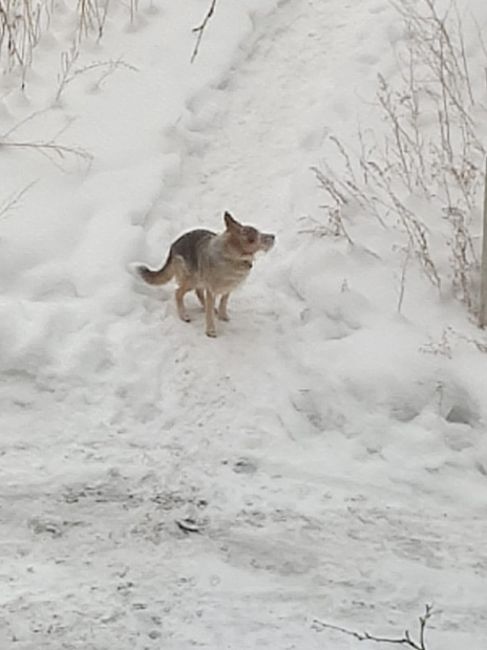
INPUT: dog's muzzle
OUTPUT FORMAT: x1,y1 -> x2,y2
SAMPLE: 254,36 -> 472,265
261,233 -> 276,252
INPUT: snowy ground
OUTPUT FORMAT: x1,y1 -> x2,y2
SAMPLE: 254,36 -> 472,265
1,0 -> 487,648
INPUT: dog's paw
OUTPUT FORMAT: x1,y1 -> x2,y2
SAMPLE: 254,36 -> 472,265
206,328 -> 217,338
217,312 -> 230,322
179,314 -> 191,323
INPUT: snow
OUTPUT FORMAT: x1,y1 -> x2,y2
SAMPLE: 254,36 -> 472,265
1,0 -> 487,648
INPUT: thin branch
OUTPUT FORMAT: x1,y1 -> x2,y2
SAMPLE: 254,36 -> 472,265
313,620 -> 421,648
397,243 -> 412,314
313,605 -> 434,650
1,107 -> 52,139
480,157 -> 487,328
191,0 -> 217,63
0,138 -> 93,171
0,179 -> 38,219
57,55 -> 138,102
1,139 -> 90,158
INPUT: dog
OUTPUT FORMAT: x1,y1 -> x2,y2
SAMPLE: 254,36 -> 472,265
137,211 -> 275,337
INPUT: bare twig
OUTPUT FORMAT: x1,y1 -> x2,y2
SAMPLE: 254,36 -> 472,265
1,107 -> 52,139
76,0 -> 114,43
191,0 -> 217,63
0,179 -> 37,219
480,157 -> 487,327
96,0 -> 110,41
0,137 -> 92,170
56,41 -> 80,103
313,604 -> 434,650
56,54 -> 138,102
129,0 -> 139,25
397,243 -> 412,314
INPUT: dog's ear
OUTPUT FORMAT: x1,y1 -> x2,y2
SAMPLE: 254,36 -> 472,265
224,211 -> 241,231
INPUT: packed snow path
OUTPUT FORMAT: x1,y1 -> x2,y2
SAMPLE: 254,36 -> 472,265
1,1 -> 486,648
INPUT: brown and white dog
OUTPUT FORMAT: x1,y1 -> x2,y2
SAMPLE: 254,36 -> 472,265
137,211 -> 275,337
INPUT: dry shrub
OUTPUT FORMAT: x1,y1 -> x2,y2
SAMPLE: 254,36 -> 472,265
312,0 -> 486,314
0,0 -> 141,84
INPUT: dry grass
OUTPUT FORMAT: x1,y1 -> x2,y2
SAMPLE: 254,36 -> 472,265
311,0 -> 486,315
0,0 -> 142,84
0,0 -> 144,170
0,0 -> 48,85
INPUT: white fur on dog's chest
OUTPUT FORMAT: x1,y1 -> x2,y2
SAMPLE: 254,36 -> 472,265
210,260 -> 252,294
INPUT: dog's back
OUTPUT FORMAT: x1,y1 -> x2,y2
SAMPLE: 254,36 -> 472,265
137,229 -> 215,285
171,229 -> 216,273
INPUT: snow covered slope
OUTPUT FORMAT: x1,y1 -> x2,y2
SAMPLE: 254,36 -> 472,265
1,1 -> 487,648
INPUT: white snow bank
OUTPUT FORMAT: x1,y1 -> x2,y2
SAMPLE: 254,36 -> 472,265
273,0 -> 487,507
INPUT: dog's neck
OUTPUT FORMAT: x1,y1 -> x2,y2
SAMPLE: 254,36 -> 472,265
219,232 -> 254,268
228,253 -> 253,270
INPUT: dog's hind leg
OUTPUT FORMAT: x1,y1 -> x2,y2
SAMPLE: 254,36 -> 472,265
217,293 -> 230,321
195,289 -> 205,308
204,290 -> 217,337
175,281 -> 192,322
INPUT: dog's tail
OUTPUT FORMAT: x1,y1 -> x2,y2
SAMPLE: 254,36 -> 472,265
137,253 -> 174,285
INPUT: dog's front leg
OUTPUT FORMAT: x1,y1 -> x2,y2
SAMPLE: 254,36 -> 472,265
205,290 -> 217,337
217,293 -> 230,321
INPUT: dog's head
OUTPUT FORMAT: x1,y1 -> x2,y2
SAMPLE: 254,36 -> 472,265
223,211 -> 275,256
